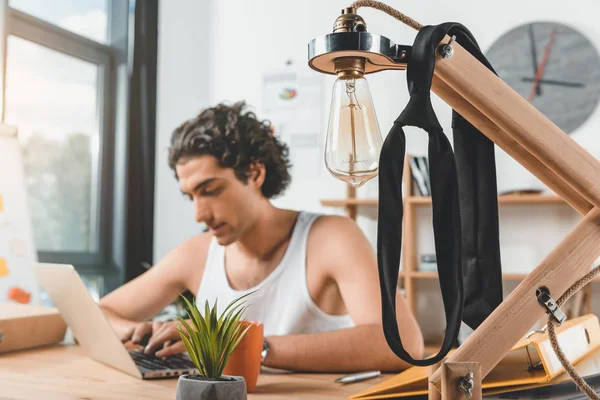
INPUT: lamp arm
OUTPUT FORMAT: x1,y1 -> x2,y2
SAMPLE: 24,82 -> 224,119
428,34 -> 600,388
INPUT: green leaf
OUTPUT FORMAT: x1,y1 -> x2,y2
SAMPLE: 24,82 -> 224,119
216,303 -> 246,356
205,300 -> 211,331
177,318 -> 205,374
179,295 -> 205,333
230,323 -> 253,352
216,318 -> 240,371
217,291 -> 255,326
210,299 -> 219,342
177,325 -> 201,372
219,308 -> 245,352
218,322 -> 253,374
222,322 -> 245,362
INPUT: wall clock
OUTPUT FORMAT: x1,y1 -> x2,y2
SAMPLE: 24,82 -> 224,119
485,22 -> 600,134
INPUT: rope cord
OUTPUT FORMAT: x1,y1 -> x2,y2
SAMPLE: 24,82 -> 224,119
547,265 -> 600,398
349,0 -> 423,30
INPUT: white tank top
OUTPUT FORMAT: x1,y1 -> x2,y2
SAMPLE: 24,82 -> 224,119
196,212 -> 355,336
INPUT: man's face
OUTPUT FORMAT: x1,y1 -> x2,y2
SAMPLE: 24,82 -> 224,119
177,155 -> 262,246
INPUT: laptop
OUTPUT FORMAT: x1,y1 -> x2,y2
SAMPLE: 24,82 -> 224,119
32,262 -> 198,379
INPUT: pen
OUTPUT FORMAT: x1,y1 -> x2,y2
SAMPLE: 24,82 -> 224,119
335,370 -> 381,384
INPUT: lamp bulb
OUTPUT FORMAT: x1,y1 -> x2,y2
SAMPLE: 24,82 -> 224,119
325,76 -> 383,187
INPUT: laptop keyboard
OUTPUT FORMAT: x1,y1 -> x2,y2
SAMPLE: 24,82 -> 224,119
129,349 -> 197,371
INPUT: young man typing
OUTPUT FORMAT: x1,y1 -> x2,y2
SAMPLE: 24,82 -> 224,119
99,102 -> 423,372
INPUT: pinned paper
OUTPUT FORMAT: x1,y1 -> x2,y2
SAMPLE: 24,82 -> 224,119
9,287 -> 31,304
0,258 -> 8,277
0,129 -> 40,305
10,239 -> 27,258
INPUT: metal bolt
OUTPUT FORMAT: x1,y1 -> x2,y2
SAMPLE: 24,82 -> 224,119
438,43 -> 454,59
458,371 -> 474,398
438,35 -> 456,59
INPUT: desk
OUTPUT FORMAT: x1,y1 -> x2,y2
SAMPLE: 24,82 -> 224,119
0,344 -> 390,399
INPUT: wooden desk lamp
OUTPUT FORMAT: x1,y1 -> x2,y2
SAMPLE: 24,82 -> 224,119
308,1 -> 600,399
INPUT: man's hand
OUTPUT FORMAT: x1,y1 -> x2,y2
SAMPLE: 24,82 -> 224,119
143,320 -> 188,358
119,321 -> 166,344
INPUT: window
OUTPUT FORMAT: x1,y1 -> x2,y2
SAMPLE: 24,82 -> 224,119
5,37 -> 100,253
3,1 -> 121,269
9,0 -> 108,43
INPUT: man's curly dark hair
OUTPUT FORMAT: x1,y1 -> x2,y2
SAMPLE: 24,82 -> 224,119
168,102 -> 292,199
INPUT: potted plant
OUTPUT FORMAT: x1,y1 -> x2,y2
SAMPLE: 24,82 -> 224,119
175,293 -> 253,400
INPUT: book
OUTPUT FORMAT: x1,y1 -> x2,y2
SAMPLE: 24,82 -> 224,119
409,156 -> 430,196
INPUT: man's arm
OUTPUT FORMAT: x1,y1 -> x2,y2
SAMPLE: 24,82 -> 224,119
99,233 -> 210,341
264,324 -> 415,372
263,216 -> 424,372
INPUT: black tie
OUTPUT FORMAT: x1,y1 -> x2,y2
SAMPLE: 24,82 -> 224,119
377,23 -> 503,366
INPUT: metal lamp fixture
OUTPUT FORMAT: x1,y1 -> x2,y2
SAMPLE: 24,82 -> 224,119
308,5 -> 413,187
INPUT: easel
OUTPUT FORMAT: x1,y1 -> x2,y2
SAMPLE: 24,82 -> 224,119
308,5 -> 600,399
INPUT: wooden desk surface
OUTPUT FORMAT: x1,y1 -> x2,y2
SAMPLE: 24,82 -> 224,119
0,344 -> 390,399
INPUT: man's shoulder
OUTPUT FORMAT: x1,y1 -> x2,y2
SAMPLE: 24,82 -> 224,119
177,231 -> 213,254
163,231 -> 213,268
307,214 -> 367,264
305,213 -> 376,284
309,214 -> 362,239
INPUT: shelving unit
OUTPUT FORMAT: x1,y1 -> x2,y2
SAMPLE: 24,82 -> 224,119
320,157 -> 591,320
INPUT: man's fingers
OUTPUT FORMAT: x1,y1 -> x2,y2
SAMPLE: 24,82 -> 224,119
131,323 -> 152,344
118,326 -> 135,342
152,322 -> 172,340
144,326 -> 181,354
155,341 -> 186,358
152,321 -> 164,334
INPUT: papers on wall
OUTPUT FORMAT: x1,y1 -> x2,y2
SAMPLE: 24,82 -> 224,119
261,62 -> 324,181
0,125 -> 40,305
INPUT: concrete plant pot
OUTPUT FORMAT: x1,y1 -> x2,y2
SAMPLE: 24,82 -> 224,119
176,374 -> 247,400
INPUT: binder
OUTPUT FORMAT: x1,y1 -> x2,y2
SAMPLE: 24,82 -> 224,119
350,314 -> 600,399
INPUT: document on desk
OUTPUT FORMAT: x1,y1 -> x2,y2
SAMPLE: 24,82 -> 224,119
349,314 -> 600,399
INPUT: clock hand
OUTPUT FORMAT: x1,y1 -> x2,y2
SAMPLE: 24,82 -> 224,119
528,24 -> 541,96
528,27 -> 557,102
521,77 -> 585,88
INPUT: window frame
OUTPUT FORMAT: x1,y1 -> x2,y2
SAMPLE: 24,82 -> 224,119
3,4 -> 118,269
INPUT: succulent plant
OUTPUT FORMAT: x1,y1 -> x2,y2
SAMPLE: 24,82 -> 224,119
177,293 -> 253,379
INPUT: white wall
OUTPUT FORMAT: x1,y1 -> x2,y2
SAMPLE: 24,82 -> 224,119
154,0 -> 213,261
156,0 -> 600,341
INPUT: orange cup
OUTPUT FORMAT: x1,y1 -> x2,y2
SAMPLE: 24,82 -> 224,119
223,320 -> 263,392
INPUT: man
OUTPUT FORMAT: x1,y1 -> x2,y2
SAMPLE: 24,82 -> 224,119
99,102 -> 423,372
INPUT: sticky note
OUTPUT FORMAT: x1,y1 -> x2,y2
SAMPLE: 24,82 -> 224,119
9,287 -> 31,304
0,258 -> 8,277
0,194 -> 3,212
